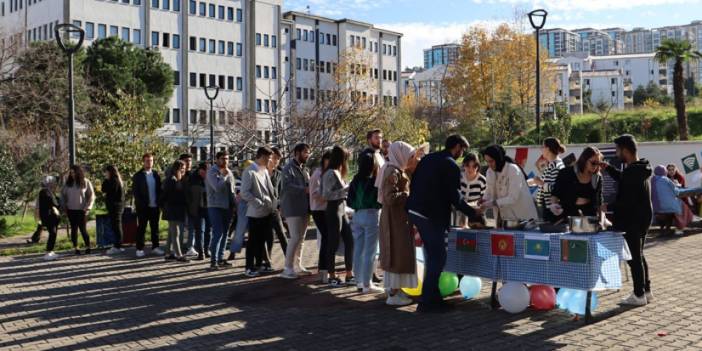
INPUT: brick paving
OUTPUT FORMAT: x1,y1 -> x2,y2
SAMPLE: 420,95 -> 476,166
1,231 -> 701,350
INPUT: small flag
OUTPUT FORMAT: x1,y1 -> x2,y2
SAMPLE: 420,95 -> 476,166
682,154 -> 700,174
491,233 -> 515,257
561,239 -> 588,263
456,232 -> 477,253
524,234 -> 550,260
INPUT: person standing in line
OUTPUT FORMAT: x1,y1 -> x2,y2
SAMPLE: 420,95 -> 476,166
207,151 -> 236,271
322,146 -> 355,287
228,160 -> 254,261
362,129 -> 385,169
103,165 -> 125,255
240,147 -> 277,277
61,165 -> 95,255
533,138 -> 565,222
178,153 -> 199,257
132,153 -> 164,258
407,135 -> 479,313
310,150 -> 332,283
348,152 -> 382,293
602,134 -> 653,306
186,162 -> 211,260
162,160 -> 190,263
459,153 -> 487,227
37,176 -> 61,261
263,147 -> 288,271
280,143 -> 312,279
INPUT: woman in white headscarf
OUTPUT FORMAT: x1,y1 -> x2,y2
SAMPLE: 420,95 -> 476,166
378,141 -> 421,306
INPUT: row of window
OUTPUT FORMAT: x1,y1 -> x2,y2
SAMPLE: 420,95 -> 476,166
188,0 -> 242,22
151,0 -> 179,11
295,58 -> 337,74
254,33 -> 277,48
255,99 -> 278,114
349,35 -> 398,56
73,20 -> 143,45
294,28 -> 338,47
255,65 -> 278,79
26,20 -> 58,43
189,36 -> 241,56
151,31 -> 181,48
188,72 -> 243,91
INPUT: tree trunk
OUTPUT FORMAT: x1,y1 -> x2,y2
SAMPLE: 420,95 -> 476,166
674,59 -> 688,140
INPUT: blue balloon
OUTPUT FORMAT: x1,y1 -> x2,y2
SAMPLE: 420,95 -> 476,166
459,276 -> 482,299
566,290 -> 599,315
556,288 -> 573,310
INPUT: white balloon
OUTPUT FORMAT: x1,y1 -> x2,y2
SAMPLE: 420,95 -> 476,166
497,282 -> 531,314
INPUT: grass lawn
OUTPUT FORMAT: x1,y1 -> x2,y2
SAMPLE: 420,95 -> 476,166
0,214 -> 41,239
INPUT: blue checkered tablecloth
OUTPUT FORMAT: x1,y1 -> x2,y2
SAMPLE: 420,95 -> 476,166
446,229 -> 630,291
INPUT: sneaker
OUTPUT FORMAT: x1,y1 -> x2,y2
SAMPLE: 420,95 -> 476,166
186,248 -> 198,256
245,269 -> 260,278
345,276 -> 356,286
363,284 -> 385,294
357,282 -> 364,292
619,292 -> 647,306
218,260 -> 233,267
208,263 -> 220,271
280,269 -> 298,279
261,265 -> 275,273
164,254 -> 176,261
205,251 -> 211,258
152,247 -> 165,256
297,267 -> 313,276
195,254 -> 205,261
329,277 -> 345,288
106,247 -> 122,255
136,250 -> 145,258
44,252 -> 58,261
645,291 -> 654,302
386,293 -> 413,306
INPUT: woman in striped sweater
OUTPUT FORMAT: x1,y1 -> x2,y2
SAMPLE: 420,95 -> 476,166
533,137 -> 566,223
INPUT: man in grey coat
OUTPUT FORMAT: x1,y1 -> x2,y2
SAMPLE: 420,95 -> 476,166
279,143 -> 312,279
206,151 -> 236,271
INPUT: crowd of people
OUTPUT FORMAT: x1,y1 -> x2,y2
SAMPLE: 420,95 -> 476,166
33,130 -> 684,311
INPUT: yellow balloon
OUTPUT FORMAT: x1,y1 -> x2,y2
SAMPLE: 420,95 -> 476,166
402,281 -> 423,297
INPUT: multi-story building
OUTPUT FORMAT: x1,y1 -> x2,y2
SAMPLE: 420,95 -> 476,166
574,28 -> 621,56
400,64 -> 448,106
423,43 -> 460,69
1,0 -> 402,161
539,28 -> 579,58
623,27 -> 654,54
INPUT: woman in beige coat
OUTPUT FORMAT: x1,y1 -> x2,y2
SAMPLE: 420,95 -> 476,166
378,141 -> 420,306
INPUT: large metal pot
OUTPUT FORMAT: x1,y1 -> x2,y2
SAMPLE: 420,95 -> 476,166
568,215 -> 601,233
501,219 -> 524,230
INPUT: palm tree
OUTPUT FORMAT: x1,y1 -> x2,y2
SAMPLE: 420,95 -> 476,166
655,39 -> 702,140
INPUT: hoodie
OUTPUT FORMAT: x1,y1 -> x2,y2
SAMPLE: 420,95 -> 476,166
605,159 -> 653,233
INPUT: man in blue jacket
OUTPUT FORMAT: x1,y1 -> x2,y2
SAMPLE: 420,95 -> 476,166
407,135 -> 479,313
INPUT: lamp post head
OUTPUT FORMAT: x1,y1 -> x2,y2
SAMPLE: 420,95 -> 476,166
204,85 -> 220,101
528,9 -> 548,30
55,23 -> 85,54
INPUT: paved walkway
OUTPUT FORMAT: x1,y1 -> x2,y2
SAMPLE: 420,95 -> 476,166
1,231 -> 701,350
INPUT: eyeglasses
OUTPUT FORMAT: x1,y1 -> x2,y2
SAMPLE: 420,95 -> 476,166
588,160 -> 601,166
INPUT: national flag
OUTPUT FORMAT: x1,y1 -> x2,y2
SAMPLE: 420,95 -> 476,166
682,154 -> 700,174
524,234 -> 550,260
561,239 -> 588,263
515,148 -> 529,168
491,233 -> 515,257
456,232 -> 477,253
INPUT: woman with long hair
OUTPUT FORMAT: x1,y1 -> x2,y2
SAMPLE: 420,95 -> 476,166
61,165 -> 95,255
321,146 -> 354,287
37,176 -> 61,261
162,159 -> 190,263
103,165 -> 125,255
551,147 -> 604,220
310,150 -> 332,283
533,138 -> 566,222
480,145 -> 538,223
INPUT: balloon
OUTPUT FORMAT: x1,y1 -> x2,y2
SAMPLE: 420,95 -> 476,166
530,285 -> 556,310
402,281 -> 423,297
438,272 -> 459,297
497,282 -> 531,314
459,276 -> 482,299
556,288 -> 574,310
566,290 -> 599,315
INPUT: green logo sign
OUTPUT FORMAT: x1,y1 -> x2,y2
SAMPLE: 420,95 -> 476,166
682,154 -> 700,174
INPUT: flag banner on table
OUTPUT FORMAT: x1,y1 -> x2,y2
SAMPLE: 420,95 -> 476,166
682,154 -> 700,174
524,234 -> 550,260
456,232 -> 478,253
491,233 -> 515,257
561,239 -> 588,263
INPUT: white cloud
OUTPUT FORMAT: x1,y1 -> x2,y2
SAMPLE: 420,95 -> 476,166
473,0 -> 701,12
284,0 -> 392,17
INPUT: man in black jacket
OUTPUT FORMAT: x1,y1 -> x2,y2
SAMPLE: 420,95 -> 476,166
132,153 -> 163,258
407,135 -> 479,313
603,134 -> 653,307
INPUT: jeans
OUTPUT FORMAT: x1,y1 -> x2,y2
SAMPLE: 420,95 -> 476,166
229,200 -> 248,253
67,210 -> 90,249
265,211 -> 288,264
166,220 -> 184,257
208,207 -> 233,264
312,210 -> 328,271
625,230 -> 651,297
409,213 -> 446,306
181,213 -> 195,250
351,209 -> 380,287
284,216 -> 310,271
191,208 -> 211,255
325,200 -> 353,275
107,205 -> 124,248
246,215 -> 272,270
136,206 -> 160,250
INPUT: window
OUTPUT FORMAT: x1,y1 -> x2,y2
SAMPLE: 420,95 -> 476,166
199,73 -> 206,87
227,7 -> 233,21
362,37 -> 366,49
172,108 -> 180,123
218,111 -> 225,125
133,29 -> 141,44
332,35 -> 337,46
189,0 -> 195,14
198,2 -> 205,16
611,78 -> 617,84
303,59 -> 308,71
236,77 -> 242,91
256,99 -> 262,112
236,43 -> 242,56
256,65 -> 261,78
199,110 -> 207,124
190,109 -> 197,124
121,27 -> 130,41
162,32 -> 170,47
310,31 -> 315,43
263,34 -> 269,47
164,109 -> 169,123
173,34 -> 180,48
236,8 -> 242,22
327,62 -> 331,73
271,67 -> 277,79
208,3 -> 215,17
296,58 -> 301,70
271,35 -> 277,48
218,75 -> 225,89
296,29 -> 301,40
173,0 -> 179,11
264,100 -> 269,113
303,30 -> 308,41
173,70 -> 180,85
162,0 -> 169,10
110,25 -> 118,37
208,74 -> 215,87
151,31 -> 159,46
218,40 -> 224,54
296,87 -> 301,100
326,33 -> 331,45
151,0 -> 158,9
255,33 -> 261,45
189,36 -> 196,50
218,5 -> 224,19
320,32 -> 325,44
303,88 -> 308,100
208,39 -> 215,53
263,66 -> 269,79
271,100 -> 277,113
98,24 -> 107,39
227,41 -> 233,56
227,76 -> 234,90
189,72 -> 196,87
350,35 -> 354,46
310,89 -> 315,101
383,44 -> 387,55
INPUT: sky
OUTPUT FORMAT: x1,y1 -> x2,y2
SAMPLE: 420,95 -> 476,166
283,0 -> 702,68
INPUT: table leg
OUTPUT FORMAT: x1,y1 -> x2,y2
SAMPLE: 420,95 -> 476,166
490,281 -> 499,310
585,291 -> 593,324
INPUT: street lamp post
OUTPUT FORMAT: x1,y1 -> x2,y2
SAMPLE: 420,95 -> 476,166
204,85 -> 220,163
528,9 -> 547,141
54,24 -> 85,167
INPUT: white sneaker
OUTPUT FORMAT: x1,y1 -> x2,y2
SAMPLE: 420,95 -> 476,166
279,269 -> 298,280
136,250 -> 145,258
44,252 -> 57,261
363,284 -> 385,294
619,292 -> 647,306
297,267 -> 312,276
152,247 -> 165,256
106,247 -> 122,255
186,248 -> 198,256
645,291 -> 654,302
386,293 -> 413,306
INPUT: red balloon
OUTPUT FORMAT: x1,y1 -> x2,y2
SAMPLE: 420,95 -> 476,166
530,285 -> 556,310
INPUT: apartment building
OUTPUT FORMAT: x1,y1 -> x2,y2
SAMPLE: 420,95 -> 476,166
574,28 -> 621,56
539,28 -> 579,58
423,43 -> 460,69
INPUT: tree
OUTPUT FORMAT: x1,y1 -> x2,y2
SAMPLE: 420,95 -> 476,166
655,38 -> 702,140
0,143 -> 18,215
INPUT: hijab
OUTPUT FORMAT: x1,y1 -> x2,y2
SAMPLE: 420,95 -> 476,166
482,144 -> 528,181
375,141 -> 416,204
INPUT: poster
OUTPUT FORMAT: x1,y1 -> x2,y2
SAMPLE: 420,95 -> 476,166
600,147 -> 620,208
